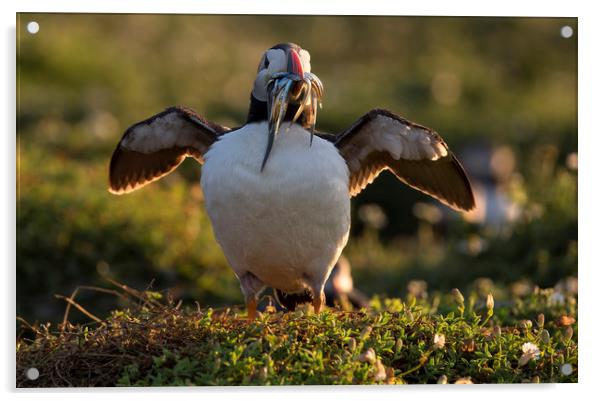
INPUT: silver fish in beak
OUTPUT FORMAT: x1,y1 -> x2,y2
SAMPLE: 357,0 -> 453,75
260,49 -> 324,172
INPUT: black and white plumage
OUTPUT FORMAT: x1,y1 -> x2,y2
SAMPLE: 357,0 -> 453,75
109,106 -> 230,194
109,43 -> 475,318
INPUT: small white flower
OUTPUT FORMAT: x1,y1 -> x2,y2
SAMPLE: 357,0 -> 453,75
521,342 -> 541,357
433,333 -> 446,349
518,342 -> 541,367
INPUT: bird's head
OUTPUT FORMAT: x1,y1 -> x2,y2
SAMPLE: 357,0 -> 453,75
251,43 -> 324,171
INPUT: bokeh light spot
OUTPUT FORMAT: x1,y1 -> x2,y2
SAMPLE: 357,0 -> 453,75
565,152 -> 578,170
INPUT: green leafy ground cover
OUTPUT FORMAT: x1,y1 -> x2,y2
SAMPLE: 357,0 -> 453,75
16,283 -> 577,386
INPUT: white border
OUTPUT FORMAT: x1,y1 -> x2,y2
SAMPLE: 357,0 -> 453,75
9,0 -> 581,17
3,1 -> 600,401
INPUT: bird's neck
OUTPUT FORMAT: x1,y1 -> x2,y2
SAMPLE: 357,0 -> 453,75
246,94 -> 312,129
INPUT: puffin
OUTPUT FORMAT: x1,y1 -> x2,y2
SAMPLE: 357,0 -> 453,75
108,42 -> 475,319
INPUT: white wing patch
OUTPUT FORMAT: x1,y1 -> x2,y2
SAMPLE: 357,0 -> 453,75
369,115 -> 448,161
336,109 -> 475,211
121,112 -> 208,154
347,115 -> 448,172
109,106 -> 227,195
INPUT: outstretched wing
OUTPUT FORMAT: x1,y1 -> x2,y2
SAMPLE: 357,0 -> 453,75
335,109 -> 475,212
109,106 -> 230,194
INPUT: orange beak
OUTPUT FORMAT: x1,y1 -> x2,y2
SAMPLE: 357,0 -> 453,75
287,50 -> 304,78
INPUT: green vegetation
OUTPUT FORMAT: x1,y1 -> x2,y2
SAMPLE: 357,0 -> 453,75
16,284 -> 577,386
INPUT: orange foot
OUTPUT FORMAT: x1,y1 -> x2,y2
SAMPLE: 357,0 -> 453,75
246,298 -> 257,321
313,292 -> 325,314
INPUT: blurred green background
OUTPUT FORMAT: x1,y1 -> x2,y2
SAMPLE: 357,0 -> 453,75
17,14 -> 577,325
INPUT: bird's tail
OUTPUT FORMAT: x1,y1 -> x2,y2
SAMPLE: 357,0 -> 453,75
273,289 -> 313,311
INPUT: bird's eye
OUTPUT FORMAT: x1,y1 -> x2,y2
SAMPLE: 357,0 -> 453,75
258,54 -> 270,73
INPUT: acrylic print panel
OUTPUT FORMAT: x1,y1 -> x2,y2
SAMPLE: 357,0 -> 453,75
16,13 -> 577,386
